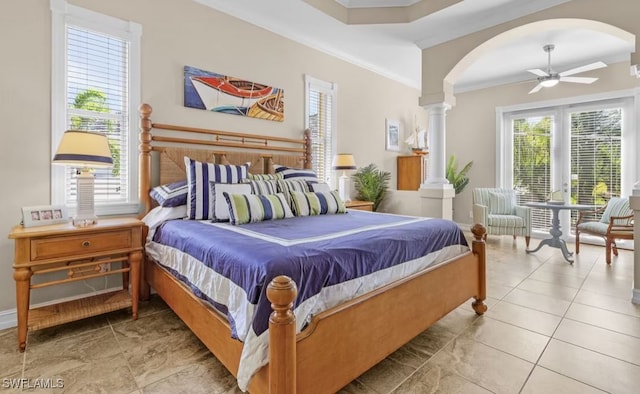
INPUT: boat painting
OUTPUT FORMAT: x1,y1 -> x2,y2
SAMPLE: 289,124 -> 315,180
184,65 -> 284,122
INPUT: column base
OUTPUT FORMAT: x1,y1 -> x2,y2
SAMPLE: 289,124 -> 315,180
633,288 -> 640,305
419,183 -> 455,220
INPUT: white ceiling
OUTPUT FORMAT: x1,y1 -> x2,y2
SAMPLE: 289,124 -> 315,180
195,0 -> 635,92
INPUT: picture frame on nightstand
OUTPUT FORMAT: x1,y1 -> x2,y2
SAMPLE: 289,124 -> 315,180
21,205 -> 69,227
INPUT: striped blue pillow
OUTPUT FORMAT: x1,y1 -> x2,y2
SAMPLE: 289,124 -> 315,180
149,179 -> 188,207
223,192 -> 293,225
245,179 -> 278,195
276,179 -> 310,207
290,190 -> 346,216
184,156 -> 250,220
273,165 -> 318,182
248,173 -> 283,180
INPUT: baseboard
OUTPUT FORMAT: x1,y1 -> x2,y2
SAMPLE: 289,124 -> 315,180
0,286 -> 125,330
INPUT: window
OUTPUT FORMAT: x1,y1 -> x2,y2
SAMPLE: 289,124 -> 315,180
499,95 -> 635,237
305,75 -> 338,187
51,0 -> 141,215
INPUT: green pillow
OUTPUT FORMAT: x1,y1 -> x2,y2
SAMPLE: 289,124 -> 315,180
223,192 -> 293,225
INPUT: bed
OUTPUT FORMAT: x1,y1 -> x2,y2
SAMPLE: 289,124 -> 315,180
138,103 -> 487,393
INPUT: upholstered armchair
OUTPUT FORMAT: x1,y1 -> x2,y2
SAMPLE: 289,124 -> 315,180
472,188 -> 531,247
575,197 -> 633,264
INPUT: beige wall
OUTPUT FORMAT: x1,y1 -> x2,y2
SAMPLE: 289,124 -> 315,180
0,0 -> 423,314
447,61 -> 640,223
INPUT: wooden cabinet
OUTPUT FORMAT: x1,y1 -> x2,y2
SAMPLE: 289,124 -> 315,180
346,200 -> 374,211
397,155 -> 428,191
8,217 -> 144,351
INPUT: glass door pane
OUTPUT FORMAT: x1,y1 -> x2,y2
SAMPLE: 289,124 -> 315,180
569,108 -> 622,231
512,115 -> 554,233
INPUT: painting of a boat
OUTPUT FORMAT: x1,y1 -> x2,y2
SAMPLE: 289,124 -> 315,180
184,65 -> 284,122
248,90 -> 284,122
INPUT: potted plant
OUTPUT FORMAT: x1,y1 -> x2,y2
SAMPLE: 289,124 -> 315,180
352,164 -> 391,211
446,155 -> 473,194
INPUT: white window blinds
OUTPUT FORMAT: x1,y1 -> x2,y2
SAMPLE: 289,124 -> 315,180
51,0 -> 141,215
305,76 -> 337,185
65,26 -> 129,204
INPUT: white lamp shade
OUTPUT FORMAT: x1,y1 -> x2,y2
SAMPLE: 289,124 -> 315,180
332,153 -> 356,170
52,130 -> 113,168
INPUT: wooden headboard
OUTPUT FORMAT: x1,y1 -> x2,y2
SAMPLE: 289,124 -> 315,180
138,103 -> 312,214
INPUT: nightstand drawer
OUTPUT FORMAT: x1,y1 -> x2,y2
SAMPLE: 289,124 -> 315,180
30,230 -> 132,261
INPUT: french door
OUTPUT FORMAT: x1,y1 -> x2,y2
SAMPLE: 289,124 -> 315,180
504,98 -> 631,238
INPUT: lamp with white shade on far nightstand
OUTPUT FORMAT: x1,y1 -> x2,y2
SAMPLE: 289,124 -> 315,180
52,130 -> 114,227
332,153 -> 357,203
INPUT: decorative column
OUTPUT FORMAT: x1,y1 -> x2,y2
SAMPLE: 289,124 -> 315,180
630,182 -> 640,304
420,103 -> 455,220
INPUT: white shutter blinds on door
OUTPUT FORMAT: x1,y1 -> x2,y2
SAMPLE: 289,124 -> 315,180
512,115 -> 553,231
570,108 -> 622,223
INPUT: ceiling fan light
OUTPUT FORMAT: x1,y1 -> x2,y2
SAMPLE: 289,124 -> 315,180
540,79 -> 559,88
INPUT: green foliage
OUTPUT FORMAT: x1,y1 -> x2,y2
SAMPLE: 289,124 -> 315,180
352,164 -> 391,212
513,110 -> 621,206
446,155 -> 473,195
70,89 -> 120,176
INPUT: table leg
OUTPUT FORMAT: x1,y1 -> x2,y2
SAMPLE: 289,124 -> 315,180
526,206 -> 575,263
13,267 -> 32,352
129,250 -> 141,320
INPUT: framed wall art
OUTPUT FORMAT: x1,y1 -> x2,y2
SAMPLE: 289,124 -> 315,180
21,205 -> 69,228
184,65 -> 284,122
385,118 -> 401,151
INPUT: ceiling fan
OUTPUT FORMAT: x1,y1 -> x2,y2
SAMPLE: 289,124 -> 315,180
527,44 -> 607,94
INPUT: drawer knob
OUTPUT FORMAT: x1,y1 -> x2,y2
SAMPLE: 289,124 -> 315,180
81,241 -> 91,248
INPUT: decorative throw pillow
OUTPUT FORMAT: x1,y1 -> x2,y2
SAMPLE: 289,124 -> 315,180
601,197 -> 631,224
209,182 -> 252,222
223,192 -> 293,225
290,190 -> 346,216
245,179 -> 279,195
248,173 -> 283,180
308,182 -> 331,193
273,164 -> 318,182
149,179 -> 188,208
488,191 -> 515,215
276,179 -> 311,207
184,156 -> 250,220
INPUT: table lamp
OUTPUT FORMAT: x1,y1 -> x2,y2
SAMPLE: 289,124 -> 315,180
332,153 -> 357,203
52,130 -> 114,227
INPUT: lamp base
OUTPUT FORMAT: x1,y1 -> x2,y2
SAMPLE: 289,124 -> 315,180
74,169 -> 98,227
338,171 -> 351,203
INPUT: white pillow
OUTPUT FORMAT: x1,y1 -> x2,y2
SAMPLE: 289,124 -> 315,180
209,182 -> 252,222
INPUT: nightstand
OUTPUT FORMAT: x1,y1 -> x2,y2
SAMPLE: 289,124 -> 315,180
346,200 -> 374,211
8,217 -> 144,352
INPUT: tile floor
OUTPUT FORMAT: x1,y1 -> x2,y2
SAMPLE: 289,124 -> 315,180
1,236 -> 639,393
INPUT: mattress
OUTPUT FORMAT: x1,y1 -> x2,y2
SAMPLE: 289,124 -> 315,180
144,209 -> 469,389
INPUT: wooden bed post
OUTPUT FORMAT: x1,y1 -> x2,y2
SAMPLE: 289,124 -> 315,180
267,276 -> 298,394
139,103 -> 153,216
471,224 -> 488,315
303,129 -> 312,169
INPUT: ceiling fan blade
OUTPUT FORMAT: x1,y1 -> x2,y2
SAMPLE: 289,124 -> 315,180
528,83 -> 544,94
560,76 -> 598,84
559,61 -> 607,77
527,69 -> 549,77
